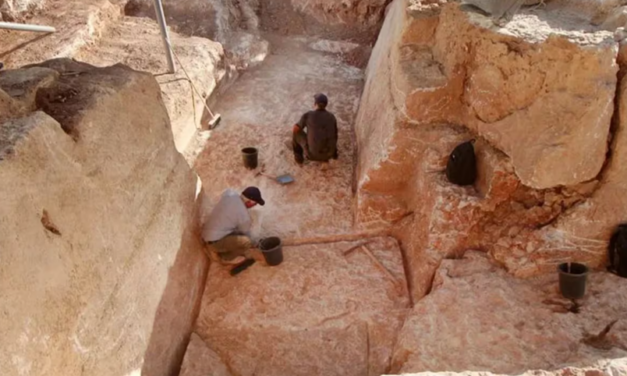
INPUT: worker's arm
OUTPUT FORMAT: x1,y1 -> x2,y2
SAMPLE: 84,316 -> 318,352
293,113 -> 307,134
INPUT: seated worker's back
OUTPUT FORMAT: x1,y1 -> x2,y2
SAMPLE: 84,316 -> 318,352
292,93 -> 338,163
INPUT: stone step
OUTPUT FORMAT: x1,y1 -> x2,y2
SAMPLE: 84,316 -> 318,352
183,237 -> 411,376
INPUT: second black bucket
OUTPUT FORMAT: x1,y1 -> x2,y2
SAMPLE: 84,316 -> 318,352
558,262 -> 589,300
260,237 -> 283,266
242,147 -> 258,169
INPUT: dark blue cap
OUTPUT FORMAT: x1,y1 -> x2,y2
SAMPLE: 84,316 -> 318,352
242,186 -> 265,206
314,93 -> 328,105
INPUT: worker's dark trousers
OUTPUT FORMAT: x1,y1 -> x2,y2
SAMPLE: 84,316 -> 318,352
292,130 -> 309,164
292,130 -> 338,163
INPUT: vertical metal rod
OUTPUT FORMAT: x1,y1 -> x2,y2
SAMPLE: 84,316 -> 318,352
153,0 -> 176,73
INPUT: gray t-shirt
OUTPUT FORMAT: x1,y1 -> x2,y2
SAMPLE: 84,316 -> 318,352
202,189 -> 252,242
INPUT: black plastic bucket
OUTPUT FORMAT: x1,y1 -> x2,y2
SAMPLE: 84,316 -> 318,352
558,262 -> 589,300
242,147 -> 258,169
260,237 -> 283,266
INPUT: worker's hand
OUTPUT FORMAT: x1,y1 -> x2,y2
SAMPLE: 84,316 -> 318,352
292,124 -> 300,134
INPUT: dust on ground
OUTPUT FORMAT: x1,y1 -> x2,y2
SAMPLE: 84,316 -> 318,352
193,34 -> 365,241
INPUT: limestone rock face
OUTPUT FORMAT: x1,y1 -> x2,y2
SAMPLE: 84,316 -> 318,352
260,0 -> 389,42
180,334 -> 231,376
0,60 -> 208,376
355,0 -> 627,301
194,237 -> 410,376
0,0 -> 46,20
124,0 -> 242,42
388,359 -> 627,376
404,4 -> 618,189
74,15 -> 227,152
390,253 -> 627,374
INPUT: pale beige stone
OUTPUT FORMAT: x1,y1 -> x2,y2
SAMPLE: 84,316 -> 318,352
180,334 -> 231,376
0,62 -> 207,376
195,237 -> 410,376
391,252 -> 627,374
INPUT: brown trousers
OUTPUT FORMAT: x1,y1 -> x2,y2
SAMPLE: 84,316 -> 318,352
205,234 -> 252,261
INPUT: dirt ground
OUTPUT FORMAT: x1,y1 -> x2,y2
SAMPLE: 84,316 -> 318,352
194,33 -> 365,240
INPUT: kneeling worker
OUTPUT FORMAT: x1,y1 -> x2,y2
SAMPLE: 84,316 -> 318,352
292,93 -> 339,164
202,186 -> 265,265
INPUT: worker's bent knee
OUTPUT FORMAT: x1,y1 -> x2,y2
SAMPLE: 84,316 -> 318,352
214,235 -> 252,255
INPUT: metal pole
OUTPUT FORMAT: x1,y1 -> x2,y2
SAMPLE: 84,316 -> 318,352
153,0 -> 176,73
0,22 -> 56,33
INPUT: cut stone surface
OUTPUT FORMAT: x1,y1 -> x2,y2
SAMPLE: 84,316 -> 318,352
391,252 -> 627,374
259,0 -> 389,42
194,237 -> 410,376
398,3 -> 618,189
74,15 -> 227,152
386,359 -> 627,376
124,0 -> 239,41
179,333 -> 231,376
0,61 -> 207,376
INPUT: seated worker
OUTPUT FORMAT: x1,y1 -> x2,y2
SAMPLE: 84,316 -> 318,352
202,186 -> 265,265
292,93 -> 339,164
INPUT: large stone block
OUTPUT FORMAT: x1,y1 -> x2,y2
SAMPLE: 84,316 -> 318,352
404,4 -> 618,189
260,0 -> 389,42
0,61 -> 208,376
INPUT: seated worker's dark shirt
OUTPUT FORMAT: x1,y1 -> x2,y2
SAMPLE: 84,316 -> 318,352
296,109 -> 338,161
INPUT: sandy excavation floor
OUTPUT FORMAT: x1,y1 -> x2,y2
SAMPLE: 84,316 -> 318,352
193,34 -> 364,240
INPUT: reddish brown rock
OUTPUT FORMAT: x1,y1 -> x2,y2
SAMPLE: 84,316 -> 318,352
386,359 -> 627,376
180,334 -> 231,376
260,0 -> 389,42
355,0 -> 627,301
390,252 -> 627,374
194,237 -> 410,376
408,4 -> 617,189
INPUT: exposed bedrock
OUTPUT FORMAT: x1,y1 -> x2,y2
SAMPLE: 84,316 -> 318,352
355,0 -> 627,300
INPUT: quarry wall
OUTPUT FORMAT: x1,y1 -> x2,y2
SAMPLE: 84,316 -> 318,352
355,0 -> 627,301
0,60 -> 208,376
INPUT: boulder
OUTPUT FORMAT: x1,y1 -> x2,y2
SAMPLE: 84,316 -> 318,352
0,60 -> 208,376
124,0 -> 242,42
74,15 -> 227,152
194,237 -> 411,376
391,252 -> 627,374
